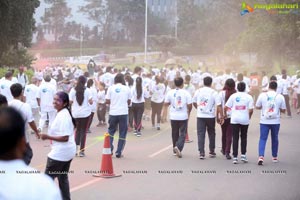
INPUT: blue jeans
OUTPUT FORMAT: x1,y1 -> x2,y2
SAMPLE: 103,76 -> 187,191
108,115 -> 128,155
259,123 -> 280,157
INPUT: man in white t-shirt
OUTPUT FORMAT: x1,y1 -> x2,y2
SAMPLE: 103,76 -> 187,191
24,77 -> 40,125
255,81 -> 286,165
193,76 -> 222,159
37,75 -> 57,131
261,71 -> 269,92
17,66 -> 28,88
106,73 -> 131,158
100,67 -> 114,89
225,82 -> 254,164
9,83 -> 41,165
0,107 -> 61,200
164,77 -> 192,158
0,71 -> 14,102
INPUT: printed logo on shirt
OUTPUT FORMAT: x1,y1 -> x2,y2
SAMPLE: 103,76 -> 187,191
264,94 -> 278,119
1,85 -> 5,89
175,95 -> 183,110
42,88 -> 48,93
235,105 -> 246,110
199,97 -> 211,113
115,88 -> 121,93
26,88 -> 31,92
235,97 -> 241,102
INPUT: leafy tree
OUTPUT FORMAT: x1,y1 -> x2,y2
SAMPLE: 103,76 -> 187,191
41,0 -> 71,42
149,35 -> 178,58
0,0 -> 40,67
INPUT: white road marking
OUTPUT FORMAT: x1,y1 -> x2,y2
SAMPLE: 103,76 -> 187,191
70,178 -> 103,192
148,145 -> 173,158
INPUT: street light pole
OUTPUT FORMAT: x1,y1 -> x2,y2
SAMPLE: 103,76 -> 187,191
80,25 -> 83,57
144,0 -> 148,63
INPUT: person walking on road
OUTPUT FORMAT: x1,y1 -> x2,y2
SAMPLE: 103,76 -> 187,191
69,75 -> 93,157
164,77 -> 192,158
131,77 -> 145,137
106,73 -> 131,158
41,91 -> 76,200
225,82 -> 254,164
193,76 -> 222,160
218,78 -> 236,160
255,81 -> 286,165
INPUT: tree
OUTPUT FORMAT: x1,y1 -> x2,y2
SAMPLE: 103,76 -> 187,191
41,0 -> 71,42
149,35 -> 178,59
0,0 -> 40,67
232,0 -> 300,66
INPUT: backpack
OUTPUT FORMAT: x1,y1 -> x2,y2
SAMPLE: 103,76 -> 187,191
264,93 -> 278,119
198,89 -> 215,114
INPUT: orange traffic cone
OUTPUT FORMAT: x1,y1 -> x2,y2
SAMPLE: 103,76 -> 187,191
93,133 -> 122,178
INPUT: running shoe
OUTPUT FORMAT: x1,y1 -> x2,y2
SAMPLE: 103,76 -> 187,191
258,156 -> 264,165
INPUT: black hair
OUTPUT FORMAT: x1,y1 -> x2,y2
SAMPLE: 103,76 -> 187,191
269,81 -> 277,90
0,94 -> 8,107
115,73 -> 125,85
237,82 -> 246,92
185,75 -> 191,82
10,83 -> 23,98
134,66 -> 142,74
44,74 -> 51,82
135,77 -> 143,100
270,75 -> 277,82
75,75 -> 87,106
125,75 -> 133,86
5,71 -> 13,79
56,91 -> 76,128
174,77 -> 184,87
0,107 -> 25,156
87,79 -> 94,88
203,76 -> 212,87
223,78 -> 236,103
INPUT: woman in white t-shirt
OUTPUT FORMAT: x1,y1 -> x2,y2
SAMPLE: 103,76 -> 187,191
131,77 -> 145,136
69,76 -> 92,157
150,75 -> 166,130
225,82 -> 254,164
41,91 -> 76,200
86,79 -> 98,133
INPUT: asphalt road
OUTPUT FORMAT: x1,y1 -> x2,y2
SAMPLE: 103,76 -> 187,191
30,108 -> 300,200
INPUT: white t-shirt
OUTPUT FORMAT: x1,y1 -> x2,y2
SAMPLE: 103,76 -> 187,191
88,87 -> 98,112
225,92 -> 254,125
106,83 -> 131,116
48,108 -> 76,161
184,83 -> 195,96
41,78 -> 57,88
219,90 -> 235,118
293,78 -> 300,94
261,76 -> 269,92
131,87 -> 145,103
150,83 -> 166,103
69,88 -> 92,118
38,82 -> 56,112
17,73 -> 28,88
0,79 -> 14,102
97,90 -> 106,104
256,90 -> 286,124
165,88 -> 192,120
24,84 -> 39,109
0,160 -> 62,200
100,72 -> 114,89
9,99 -> 34,143
193,87 -> 221,118
167,70 -> 176,82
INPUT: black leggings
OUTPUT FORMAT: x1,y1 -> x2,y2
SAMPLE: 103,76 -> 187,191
75,116 -> 90,151
132,102 -> 144,131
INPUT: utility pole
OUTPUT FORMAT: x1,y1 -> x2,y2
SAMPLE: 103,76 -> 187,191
144,0 -> 148,63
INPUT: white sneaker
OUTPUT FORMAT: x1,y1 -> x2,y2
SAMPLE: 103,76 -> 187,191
173,146 -> 182,158
241,155 -> 248,163
233,157 -> 238,164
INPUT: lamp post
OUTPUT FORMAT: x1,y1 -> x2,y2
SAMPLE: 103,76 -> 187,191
144,0 -> 148,63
